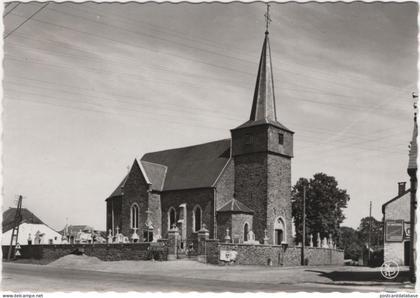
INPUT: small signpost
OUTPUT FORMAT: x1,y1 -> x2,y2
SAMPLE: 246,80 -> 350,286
15,243 -> 21,258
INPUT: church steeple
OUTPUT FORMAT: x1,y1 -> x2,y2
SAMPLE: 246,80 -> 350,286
250,31 -> 277,122
250,4 -> 277,122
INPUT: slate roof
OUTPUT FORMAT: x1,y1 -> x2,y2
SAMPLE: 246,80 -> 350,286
382,189 -> 411,214
2,208 -> 44,233
232,32 -> 292,134
234,118 -> 293,133
108,174 -> 129,198
141,139 -> 231,191
141,161 -> 167,192
217,198 -> 254,214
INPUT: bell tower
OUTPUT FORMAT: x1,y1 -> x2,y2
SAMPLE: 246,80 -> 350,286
231,7 -> 294,244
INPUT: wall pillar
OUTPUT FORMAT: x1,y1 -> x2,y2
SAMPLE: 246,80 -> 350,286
167,226 -> 179,260
197,226 -> 210,263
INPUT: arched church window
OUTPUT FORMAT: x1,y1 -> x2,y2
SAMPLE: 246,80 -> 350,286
168,207 -> 176,229
130,203 -> 139,229
244,223 -> 249,242
193,205 -> 202,232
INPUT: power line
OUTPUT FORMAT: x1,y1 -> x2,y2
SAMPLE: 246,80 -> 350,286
5,52 -> 410,116
7,34 -> 405,110
5,90 -> 409,157
61,2 -> 411,96
44,4 -> 410,96
6,7 -> 409,99
4,2 -> 48,39
3,2 -> 19,18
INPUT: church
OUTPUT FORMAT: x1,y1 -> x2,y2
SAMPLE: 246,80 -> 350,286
106,26 -> 294,249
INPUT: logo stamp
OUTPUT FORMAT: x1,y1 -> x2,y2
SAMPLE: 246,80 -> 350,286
380,260 -> 400,279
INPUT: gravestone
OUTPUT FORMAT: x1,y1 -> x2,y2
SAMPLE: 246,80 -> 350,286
244,230 -> 259,245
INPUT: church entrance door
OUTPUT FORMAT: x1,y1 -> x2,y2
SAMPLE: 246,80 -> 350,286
274,229 -> 283,245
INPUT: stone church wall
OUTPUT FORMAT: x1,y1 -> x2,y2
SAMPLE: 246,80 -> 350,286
161,188 -> 214,239
149,192 -> 162,238
231,214 -> 253,243
267,154 -> 293,245
120,163 -> 150,238
216,213 -> 232,242
234,153 -> 268,242
215,160 -> 235,210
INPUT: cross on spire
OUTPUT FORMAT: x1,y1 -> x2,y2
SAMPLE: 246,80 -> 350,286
264,3 -> 271,34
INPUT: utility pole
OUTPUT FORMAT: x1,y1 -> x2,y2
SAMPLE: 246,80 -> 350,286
301,185 -> 306,266
368,201 -> 372,265
7,195 -> 23,260
408,92 -> 417,283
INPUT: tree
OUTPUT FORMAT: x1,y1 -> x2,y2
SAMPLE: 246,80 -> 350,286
337,217 -> 384,262
338,226 -> 362,260
292,173 -> 350,246
357,216 -> 383,249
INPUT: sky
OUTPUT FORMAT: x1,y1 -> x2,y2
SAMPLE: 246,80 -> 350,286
2,1 -> 418,231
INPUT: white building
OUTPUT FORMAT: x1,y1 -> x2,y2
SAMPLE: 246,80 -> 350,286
2,222 -> 62,245
2,207 -> 62,245
382,182 -> 411,266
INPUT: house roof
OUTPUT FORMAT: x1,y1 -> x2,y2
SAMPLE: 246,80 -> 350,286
2,208 -> 44,233
382,189 -> 411,214
217,198 -> 254,214
141,139 -> 231,191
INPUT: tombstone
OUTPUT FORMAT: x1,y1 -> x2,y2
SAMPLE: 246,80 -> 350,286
131,228 -> 139,243
123,236 -> 129,243
27,233 -> 32,245
244,230 -> 259,245
317,232 -> 321,248
309,234 -> 314,248
263,229 -> 269,245
328,233 -> 333,248
322,237 -> 328,248
107,229 -> 113,244
224,228 -> 231,243
61,234 -> 68,244
117,233 -> 124,243
153,228 -> 162,242
34,231 -> 41,245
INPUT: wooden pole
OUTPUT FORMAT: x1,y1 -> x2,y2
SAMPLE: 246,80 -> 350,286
301,185 -> 306,266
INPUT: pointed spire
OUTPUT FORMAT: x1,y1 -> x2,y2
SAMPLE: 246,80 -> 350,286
249,30 -> 277,122
250,3 -> 276,122
234,4 -> 291,133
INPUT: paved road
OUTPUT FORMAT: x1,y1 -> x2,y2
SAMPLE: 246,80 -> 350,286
1,263 -> 394,293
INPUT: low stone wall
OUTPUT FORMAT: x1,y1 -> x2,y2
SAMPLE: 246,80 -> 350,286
3,240 -> 168,262
204,242 -> 344,266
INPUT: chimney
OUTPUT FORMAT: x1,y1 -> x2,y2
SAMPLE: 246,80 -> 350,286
398,182 -> 406,196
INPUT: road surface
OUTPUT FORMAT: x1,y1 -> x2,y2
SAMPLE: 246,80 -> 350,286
1,263 -> 412,292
